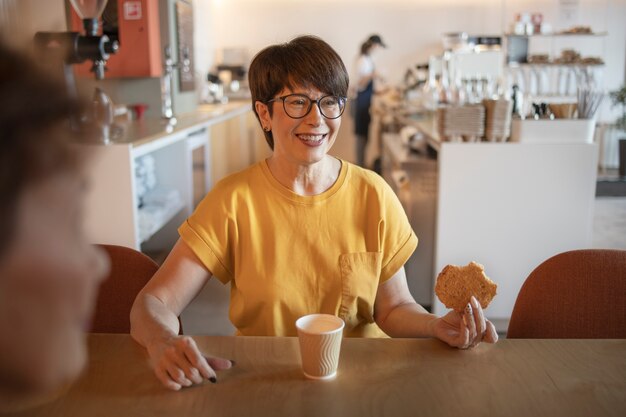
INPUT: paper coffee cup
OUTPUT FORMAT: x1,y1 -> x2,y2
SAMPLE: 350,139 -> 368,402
295,314 -> 344,380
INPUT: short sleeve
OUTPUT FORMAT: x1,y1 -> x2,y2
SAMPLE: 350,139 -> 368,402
177,181 -> 239,285
356,55 -> 374,78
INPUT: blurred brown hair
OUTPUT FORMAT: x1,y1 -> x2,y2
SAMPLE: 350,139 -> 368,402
0,41 -> 84,256
248,35 -> 349,150
360,40 -> 374,55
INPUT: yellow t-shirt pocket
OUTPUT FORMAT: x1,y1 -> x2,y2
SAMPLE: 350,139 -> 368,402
338,252 -> 383,332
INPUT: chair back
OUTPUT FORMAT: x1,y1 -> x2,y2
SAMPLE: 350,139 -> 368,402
507,249 -> 626,338
91,245 -> 176,333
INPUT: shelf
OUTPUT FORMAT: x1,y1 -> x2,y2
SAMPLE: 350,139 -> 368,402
507,62 -> 605,67
505,31 -> 608,71
137,198 -> 186,244
505,32 -> 608,38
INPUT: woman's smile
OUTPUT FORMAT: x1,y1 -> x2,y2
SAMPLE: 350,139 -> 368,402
295,132 -> 328,147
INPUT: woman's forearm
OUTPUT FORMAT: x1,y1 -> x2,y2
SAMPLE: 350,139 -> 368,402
130,292 -> 181,349
130,239 -> 212,349
376,301 -> 438,338
374,268 -> 438,338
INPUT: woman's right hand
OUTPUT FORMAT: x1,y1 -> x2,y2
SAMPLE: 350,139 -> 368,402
146,335 -> 234,391
130,240 -> 231,390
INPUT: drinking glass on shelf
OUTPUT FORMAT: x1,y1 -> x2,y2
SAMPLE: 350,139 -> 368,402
565,66 -> 578,97
514,67 -> 525,96
546,65 -> 558,96
474,75 -> 484,102
436,75 -> 453,105
480,76 -> 488,100
438,51 -> 452,104
502,68 -> 513,97
463,77 -> 473,103
461,78 -> 470,103
485,76 -> 499,99
556,66 -> 567,96
452,74 -> 465,105
538,66 -> 550,96
523,66 -> 538,96
421,68 -> 441,110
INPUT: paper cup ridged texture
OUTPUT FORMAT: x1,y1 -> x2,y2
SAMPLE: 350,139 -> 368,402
296,314 -> 344,380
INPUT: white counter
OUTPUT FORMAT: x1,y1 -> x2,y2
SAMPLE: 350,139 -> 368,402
382,132 -> 599,331
434,141 -> 598,328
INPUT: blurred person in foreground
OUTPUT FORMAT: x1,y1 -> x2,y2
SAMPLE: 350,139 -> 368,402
131,35 -> 498,391
0,41 -> 110,410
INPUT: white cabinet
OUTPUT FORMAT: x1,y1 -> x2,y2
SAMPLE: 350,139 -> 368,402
84,127 -> 202,251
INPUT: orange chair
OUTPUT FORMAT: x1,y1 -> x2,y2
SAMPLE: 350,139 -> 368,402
91,244 -> 183,334
507,249 -> 626,338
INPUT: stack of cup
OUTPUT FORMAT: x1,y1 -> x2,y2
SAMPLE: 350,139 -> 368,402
483,99 -> 513,142
549,103 -> 577,119
437,104 -> 485,142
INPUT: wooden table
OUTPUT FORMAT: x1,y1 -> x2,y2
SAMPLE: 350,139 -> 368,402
4,335 -> 625,417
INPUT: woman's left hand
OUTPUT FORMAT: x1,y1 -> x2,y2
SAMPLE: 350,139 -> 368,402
430,295 -> 498,349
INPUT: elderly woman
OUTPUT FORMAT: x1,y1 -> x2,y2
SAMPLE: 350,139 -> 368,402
0,43 -> 109,409
130,35 -> 498,391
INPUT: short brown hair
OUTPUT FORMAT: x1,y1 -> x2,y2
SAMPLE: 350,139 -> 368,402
248,35 -> 349,150
0,42 -> 84,256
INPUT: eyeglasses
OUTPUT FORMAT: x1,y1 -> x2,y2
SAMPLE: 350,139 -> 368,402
266,93 -> 347,119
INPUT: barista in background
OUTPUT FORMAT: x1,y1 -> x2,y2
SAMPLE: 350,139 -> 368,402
353,34 -> 386,169
0,41 -> 109,410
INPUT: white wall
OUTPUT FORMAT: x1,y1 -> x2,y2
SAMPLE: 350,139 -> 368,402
0,0 -> 67,48
195,0 -> 502,84
194,0 -> 625,95
4,0 -> 624,115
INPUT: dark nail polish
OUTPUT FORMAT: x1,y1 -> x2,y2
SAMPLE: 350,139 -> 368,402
209,377 -> 217,384
230,359 -> 236,366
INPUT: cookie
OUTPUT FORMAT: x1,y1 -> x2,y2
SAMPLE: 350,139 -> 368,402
434,261 -> 497,312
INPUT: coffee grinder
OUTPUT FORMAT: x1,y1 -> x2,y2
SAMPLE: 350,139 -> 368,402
34,0 -> 119,142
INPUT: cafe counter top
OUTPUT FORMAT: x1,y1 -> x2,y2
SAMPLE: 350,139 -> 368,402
105,100 -> 252,149
395,111 -> 443,152
3,334 -> 625,417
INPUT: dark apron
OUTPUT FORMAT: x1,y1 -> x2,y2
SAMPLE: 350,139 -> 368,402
354,80 -> 373,137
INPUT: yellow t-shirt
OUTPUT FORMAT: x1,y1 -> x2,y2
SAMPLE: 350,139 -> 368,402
178,159 -> 417,337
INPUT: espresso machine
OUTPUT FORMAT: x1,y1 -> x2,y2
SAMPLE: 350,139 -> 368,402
213,47 -> 250,100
